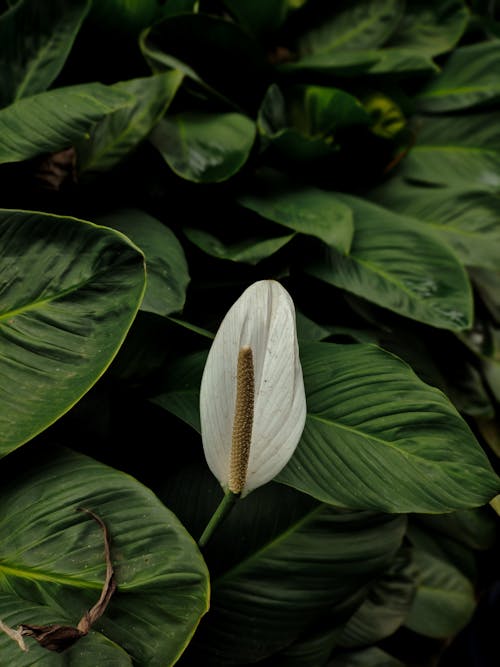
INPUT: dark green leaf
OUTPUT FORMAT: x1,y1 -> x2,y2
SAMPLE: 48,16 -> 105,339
0,210 -> 145,456
0,447 -> 209,664
140,13 -> 271,112
384,0 -> 468,56
238,172 -> 354,253
278,342 -> 500,513
0,0 -> 91,107
95,209 -> 190,316
416,41 -> 500,112
338,548 -> 417,647
183,227 -> 294,264
404,549 -> 475,638
222,0 -> 289,37
399,112 -> 500,189
78,71 -> 183,174
370,182 -> 500,270
304,194 -> 473,331
328,647 -> 405,667
296,0 -> 405,54
150,111 -> 256,182
192,501 -> 406,663
0,83 -> 132,165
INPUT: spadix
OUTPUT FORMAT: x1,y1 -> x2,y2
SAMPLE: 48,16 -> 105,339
200,280 -> 306,497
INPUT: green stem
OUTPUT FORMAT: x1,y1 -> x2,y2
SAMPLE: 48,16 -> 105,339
198,491 -> 239,548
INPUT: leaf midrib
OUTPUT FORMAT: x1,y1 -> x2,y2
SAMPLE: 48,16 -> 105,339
0,563 -> 101,590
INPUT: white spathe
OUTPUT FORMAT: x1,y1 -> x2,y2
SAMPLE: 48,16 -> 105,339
200,279 -> 307,496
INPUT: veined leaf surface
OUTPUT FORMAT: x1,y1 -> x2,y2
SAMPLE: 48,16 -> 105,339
0,209 -> 146,456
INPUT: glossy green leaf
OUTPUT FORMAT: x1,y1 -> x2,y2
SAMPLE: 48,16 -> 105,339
238,172 -> 354,253
416,41 -> 500,112
277,342 -> 500,513
150,111 -> 256,182
95,208 -> 190,316
0,447 -> 209,664
296,0 -> 405,54
370,182 -> 500,270
338,548 -> 417,647
404,549 -> 475,638
78,71 -> 183,174
187,485 -> 406,663
0,0 -> 91,107
0,83 -> 132,165
399,112 -> 500,189
304,194 -> 473,331
184,227 -> 294,265
384,0 -> 468,56
0,209 -> 146,456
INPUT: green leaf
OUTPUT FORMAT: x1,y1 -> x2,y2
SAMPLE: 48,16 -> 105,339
95,208 -> 190,316
414,506 -> 497,551
369,182 -> 500,270
188,488 -> 406,662
277,342 -> 500,513
0,447 -> 209,664
279,50 -> 381,77
470,267 -> 500,322
149,350 -> 207,432
271,626 -> 343,666
184,227 -> 294,265
416,41 -> 500,112
0,209 -> 146,456
296,0 -> 405,54
0,0 -> 91,108
399,112 -> 500,189
222,0 -> 289,37
338,548 -> 417,647
384,0 -> 468,56
0,83 -> 132,165
237,171 -> 354,253
77,71 -> 183,174
304,194 -> 473,331
150,111 -> 256,182
140,13 -> 271,112
404,549 -> 475,638
328,647 -> 405,667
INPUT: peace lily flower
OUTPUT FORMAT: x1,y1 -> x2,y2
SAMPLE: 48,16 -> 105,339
200,279 -> 307,504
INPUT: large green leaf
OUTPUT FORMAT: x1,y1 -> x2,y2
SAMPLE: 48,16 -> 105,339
399,112 -> 500,189
369,182 -> 500,270
296,0 -> 405,54
0,447 -> 209,665
78,71 -> 183,175
303,193 -> 473,331
277,342 -> 500,513
170,471 -> 405,664
0,83 -> 133,165
384,0 -> 468,56
416,41 -> 500,112
0,209 -> 146,456
403,549 -> 475,638
150,111 -> 256,183
0,0 -> 91,108
95,208 -> 190,316
237,172 -> 354,254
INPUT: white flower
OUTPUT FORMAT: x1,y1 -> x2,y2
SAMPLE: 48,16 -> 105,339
200,279 -> 307,496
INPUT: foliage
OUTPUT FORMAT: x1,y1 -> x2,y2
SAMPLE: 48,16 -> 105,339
1,0 -> 500,665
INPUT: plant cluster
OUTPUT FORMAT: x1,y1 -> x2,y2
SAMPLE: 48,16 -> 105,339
1,0 -> 500,665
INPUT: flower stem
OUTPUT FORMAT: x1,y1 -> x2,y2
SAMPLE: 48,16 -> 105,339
198,491 -> 239,548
